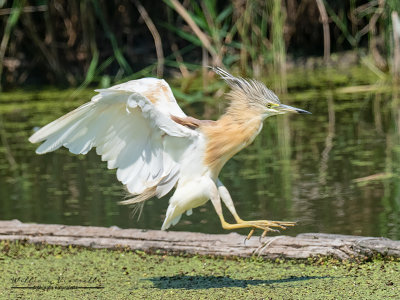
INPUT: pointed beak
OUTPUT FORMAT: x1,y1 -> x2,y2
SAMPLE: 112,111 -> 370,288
279,104 -> 311,114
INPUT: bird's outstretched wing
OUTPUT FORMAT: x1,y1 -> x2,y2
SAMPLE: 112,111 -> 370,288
29,78 -> 198,198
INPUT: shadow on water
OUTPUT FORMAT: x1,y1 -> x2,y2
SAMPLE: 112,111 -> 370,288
147,275 -> 332,289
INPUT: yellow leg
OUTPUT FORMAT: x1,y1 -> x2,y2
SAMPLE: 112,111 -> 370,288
218,214 -> 296,240
234,214 -> 296,228
216,180 -> 295,239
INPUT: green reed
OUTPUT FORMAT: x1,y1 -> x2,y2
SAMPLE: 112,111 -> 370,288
1,1 -> 400,90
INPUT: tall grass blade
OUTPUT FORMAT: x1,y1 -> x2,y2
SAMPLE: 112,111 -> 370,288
0,0 -> 24,90
91,0 -> 133,74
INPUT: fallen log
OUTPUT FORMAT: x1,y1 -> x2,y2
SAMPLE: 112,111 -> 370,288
0,219 -> 399,260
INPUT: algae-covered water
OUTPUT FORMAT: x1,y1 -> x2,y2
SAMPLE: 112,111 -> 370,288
0,66 -> 399,239
0,241 -> 399,299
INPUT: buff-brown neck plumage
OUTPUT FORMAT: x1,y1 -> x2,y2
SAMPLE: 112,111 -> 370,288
200,68 -> 282,177
201,89 -> 264,178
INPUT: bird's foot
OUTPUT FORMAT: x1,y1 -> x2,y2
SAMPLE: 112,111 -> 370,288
222,219 -> 296,240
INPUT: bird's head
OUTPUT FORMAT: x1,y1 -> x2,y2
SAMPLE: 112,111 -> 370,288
213,67 -> 310,118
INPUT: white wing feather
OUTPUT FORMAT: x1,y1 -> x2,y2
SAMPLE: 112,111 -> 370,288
29,78 -> 198,196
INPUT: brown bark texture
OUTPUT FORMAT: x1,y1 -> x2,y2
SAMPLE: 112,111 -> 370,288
1,220 -> 399,260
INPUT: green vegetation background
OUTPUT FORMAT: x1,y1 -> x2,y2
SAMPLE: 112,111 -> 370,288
1,0 -> 400,91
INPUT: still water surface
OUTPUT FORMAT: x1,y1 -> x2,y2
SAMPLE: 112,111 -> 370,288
0,70 -> 399,239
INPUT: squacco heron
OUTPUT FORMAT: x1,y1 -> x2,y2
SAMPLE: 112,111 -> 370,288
29,68 -> 310,239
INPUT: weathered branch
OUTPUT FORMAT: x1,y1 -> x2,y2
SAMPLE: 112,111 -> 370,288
1,220 -> 399,260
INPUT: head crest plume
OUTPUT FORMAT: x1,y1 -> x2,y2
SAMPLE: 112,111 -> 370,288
211,66 -> 280,105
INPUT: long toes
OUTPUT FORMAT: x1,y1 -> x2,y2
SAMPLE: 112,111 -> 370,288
246,226 -> 278,241
269,224 -> 287,230
240,221 -> 296,242
247,224 -> 271,231
249,222 -> 287,230
275,221 -> 296,226
263,220 -> 295,224
267,221 -> 296,228
246,228 -> 256,240
261,230 -> 269,239
259,228 -> 280,242
246,220 -> 296,228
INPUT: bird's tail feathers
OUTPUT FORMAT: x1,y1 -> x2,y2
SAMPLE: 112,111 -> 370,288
119,186 -> 157,221
118,186 -> 157,206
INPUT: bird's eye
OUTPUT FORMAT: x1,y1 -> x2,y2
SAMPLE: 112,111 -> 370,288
266,104 -> 272,108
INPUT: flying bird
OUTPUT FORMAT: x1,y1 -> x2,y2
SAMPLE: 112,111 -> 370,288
29,68 -> 310,239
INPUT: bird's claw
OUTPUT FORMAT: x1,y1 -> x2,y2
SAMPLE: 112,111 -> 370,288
259,229 -> 277,242
246,228 -> 255,240
242,220 -> 296,241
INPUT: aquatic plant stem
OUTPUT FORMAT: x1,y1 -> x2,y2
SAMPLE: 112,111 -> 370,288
132,0 -> 164,78
0,0 -> 24,91
316,0 -> 330,64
